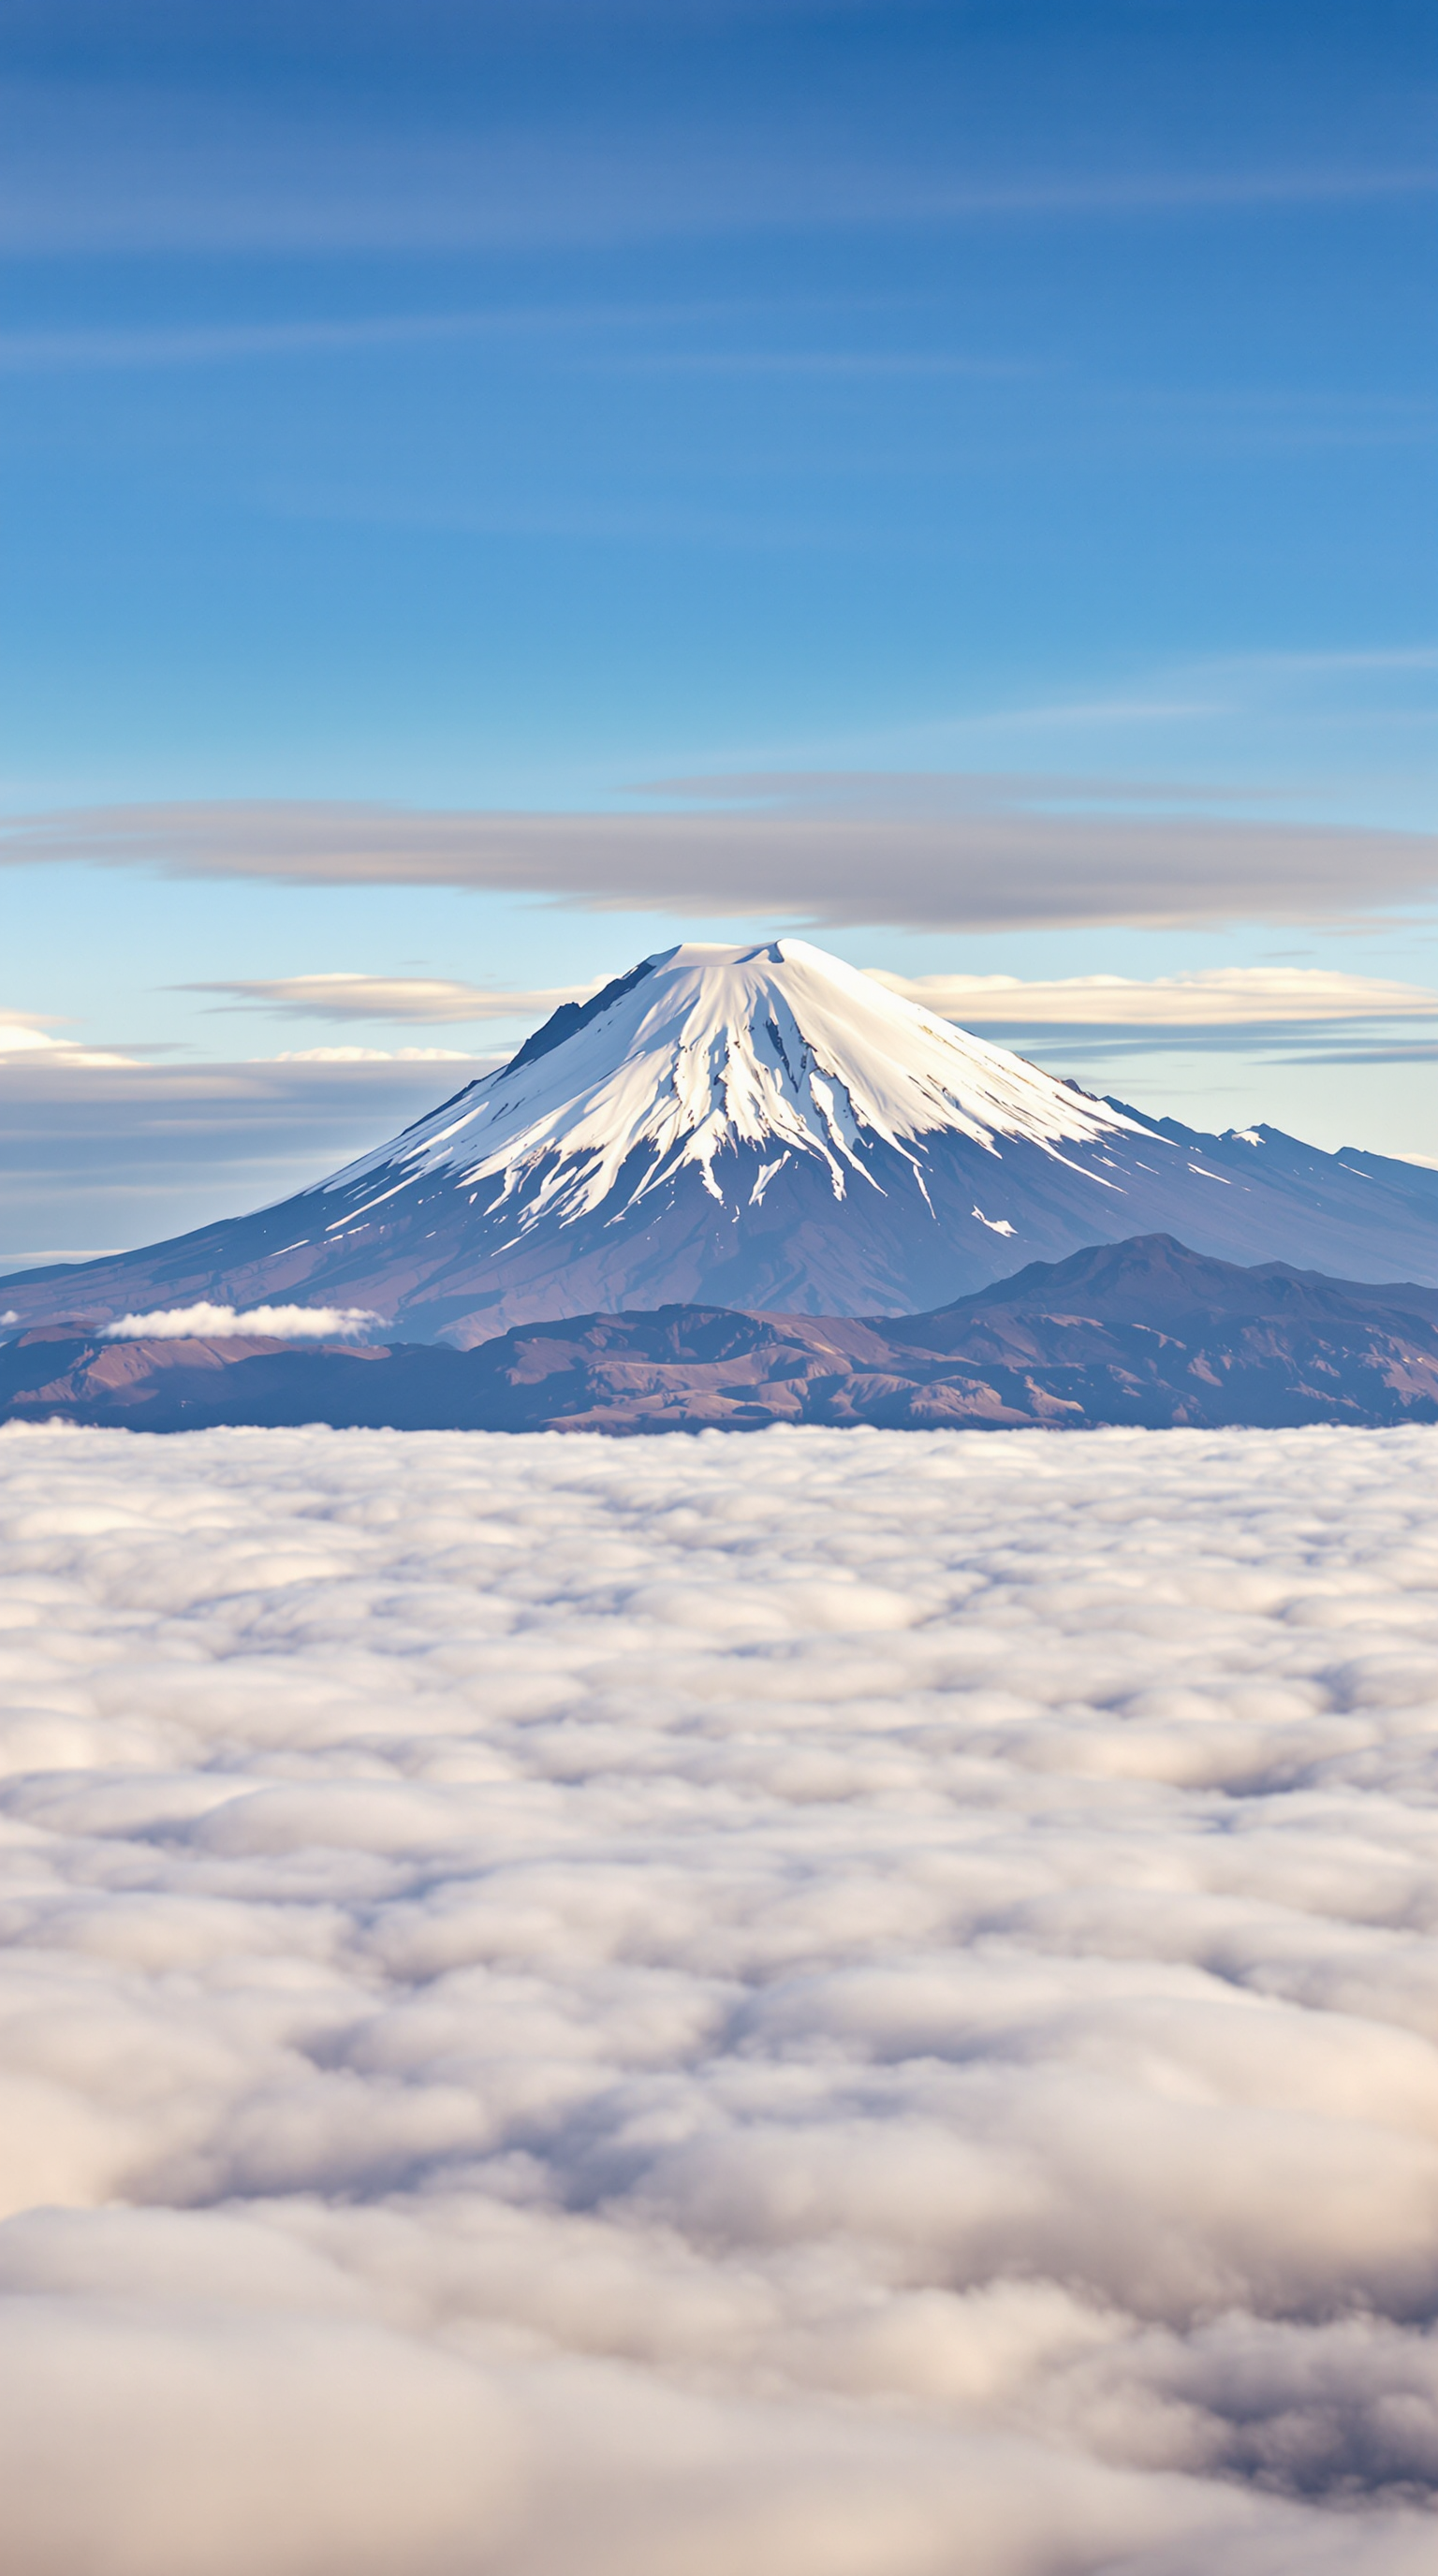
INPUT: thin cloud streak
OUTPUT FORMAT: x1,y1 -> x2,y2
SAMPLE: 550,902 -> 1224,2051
1018,1028 -> 1438,1069
601,348 -> 1034,379
0,311 -> 537,372
0,294 -> 914,373
0,1057 -> 480,1254
870,966 -> 1438,1029
187,973 -> 597,1025
2,93 -> 1428,256
274,1046 -> 486,1062
5,796 -> 1434,935
1275,1039 -> 1438,1067
0,317 -> 1029,379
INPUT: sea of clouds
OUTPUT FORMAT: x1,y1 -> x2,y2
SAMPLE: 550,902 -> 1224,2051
1,1420 -> 1436,2576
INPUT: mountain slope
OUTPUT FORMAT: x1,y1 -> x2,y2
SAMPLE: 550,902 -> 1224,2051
2,940 -> 1434,1341
5,1237 -> 1435,1433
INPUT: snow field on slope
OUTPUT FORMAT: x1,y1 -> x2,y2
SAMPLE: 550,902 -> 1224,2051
0,1422 -> 1436,2576
326,939 -> 1139,1221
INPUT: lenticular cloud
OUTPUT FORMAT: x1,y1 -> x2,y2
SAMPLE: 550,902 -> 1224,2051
1,1421 -> 1436,2576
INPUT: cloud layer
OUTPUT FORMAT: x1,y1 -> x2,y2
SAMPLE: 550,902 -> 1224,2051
194,964 -> 1438,1036
0,1057 -> 493,1260
870,964 -> 1438,1029
188,973 -> 598,1025
1,1421 -> 1436,2573
6,794 -> 1435,932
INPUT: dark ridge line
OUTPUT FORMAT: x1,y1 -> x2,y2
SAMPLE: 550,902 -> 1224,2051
502,957 -> 658,1080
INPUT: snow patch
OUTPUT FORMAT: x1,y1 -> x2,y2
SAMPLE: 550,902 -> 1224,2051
748,1154 -> 790,1208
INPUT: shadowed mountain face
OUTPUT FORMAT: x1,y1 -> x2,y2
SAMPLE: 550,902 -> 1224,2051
1,941 -> 1434,1343
5,1237 -> 1435,1435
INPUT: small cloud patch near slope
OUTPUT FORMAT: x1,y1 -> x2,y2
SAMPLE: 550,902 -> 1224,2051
103,1302 -> 380,1339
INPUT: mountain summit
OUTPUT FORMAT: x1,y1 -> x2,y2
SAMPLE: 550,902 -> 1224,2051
4,938 -> 1435,1341
338,936 -> 1145,1210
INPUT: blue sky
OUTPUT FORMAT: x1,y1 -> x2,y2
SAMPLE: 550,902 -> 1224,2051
1,0 -> 1434,1252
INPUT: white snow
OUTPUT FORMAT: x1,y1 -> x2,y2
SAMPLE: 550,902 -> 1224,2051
322,940 -> 1153,1228
1,1421 -> 1436,2576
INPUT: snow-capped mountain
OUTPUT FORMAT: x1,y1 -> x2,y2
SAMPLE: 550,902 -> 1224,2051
4,938 -> 1435,1341
324,937 -> 1149,1241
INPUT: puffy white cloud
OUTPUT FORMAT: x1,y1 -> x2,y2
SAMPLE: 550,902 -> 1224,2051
102,1304 -> 381,1341
0,1004 -> 135,1069
0,1422 -> 1435,2574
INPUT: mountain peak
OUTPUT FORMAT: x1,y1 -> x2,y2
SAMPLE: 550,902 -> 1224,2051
329,936 -> 1142,1234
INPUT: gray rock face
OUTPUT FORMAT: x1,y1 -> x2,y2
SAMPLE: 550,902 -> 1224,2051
5,1237 -> 1435,1434
2,942 -> 1434,1342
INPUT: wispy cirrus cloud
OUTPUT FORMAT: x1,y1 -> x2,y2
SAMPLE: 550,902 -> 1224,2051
0,312 -> 1028,378
0,1055 -> 489,1259
0,311 -> 538,372
870,965 -> 1438,1030
2,79 -> 1427,259
273,1046 -> 484,1063
187,972 -> 597,1024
